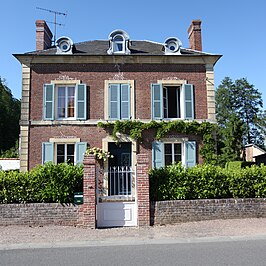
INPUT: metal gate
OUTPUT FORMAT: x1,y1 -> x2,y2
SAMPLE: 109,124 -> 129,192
97,166 -> 137,227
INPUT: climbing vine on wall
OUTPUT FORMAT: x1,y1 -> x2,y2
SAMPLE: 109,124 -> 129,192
97,120 -> 218,164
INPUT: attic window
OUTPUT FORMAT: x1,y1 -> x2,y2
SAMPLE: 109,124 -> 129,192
164,37 -> 182,55
107,29 -> 131,55
55,36 -> 73,54
113,35 -> 124,52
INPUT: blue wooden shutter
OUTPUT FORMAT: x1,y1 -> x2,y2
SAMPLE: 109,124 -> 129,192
151,84 -> 163,120
183,84 -> 194,119
44,84 -> 54,120
152,141 -> 164,168
185,141 -> 196,168
42,142 -> 54,164
120,84 -> 130,119
75,142 -> 87,165
76,84 -> 87,120
109,84 -> 120,120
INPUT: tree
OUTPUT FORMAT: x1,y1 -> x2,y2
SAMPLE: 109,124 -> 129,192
0,77 -> 20,156
216,77 -> 265,163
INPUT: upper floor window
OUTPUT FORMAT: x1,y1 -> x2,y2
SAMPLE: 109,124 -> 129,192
109,83 -> 131,120
151,83 -> 194,120
104,80 -> 135,121
43,82 -> 87,120
107,29 -> 131,55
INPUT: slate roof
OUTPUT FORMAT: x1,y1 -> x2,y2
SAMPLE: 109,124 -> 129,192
26,40 -> 211,56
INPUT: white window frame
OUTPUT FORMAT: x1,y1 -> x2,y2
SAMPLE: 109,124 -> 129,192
55,143 -> 75,164
164,143 -> 182,165
160,79 -> 186,120
104,80 -> 135,120
161,138 -> 188,167
56,85 -> 76,120
162,85 -> 182,119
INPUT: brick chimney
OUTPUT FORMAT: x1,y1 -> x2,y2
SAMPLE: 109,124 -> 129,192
35,20 -> 53,51
187,20 -> 202,51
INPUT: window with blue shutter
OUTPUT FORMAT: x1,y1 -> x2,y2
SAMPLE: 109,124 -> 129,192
151,83 -> 163,120
152,141 -> 164,168
44,83 -> 87,120
44,84 -> 54,120
185,141 -> 196,168
183,84 -> 194,119
109,84 -> 130,120
75,142 -> 87,164
76,84 -> 87,120
151,83 -> 194,120
42,142 -> 54,164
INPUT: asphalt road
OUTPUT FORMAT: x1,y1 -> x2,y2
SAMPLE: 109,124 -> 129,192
1,238 -> 266,266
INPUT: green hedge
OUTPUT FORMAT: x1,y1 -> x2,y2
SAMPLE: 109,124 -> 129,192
149,163 -> 266,201
0,163 -> 83,204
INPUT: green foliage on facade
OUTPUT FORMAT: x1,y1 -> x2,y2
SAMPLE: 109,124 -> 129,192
98,120 -> 217,164
0,163 -> 83,204
149,163 -> 266,201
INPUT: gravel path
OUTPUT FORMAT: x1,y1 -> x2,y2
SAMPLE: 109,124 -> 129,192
1,218 -> 266,248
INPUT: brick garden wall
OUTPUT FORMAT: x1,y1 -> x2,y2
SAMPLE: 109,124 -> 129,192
1,198 -> 265,227
0,203 -> 80,226
151,198 -> 266,225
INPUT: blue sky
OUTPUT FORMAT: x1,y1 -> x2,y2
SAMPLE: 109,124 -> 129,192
1,0 -> 265,107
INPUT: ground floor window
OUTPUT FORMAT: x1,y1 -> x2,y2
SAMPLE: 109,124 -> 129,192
164,143 -> 182,166
152,140 -> 196,168
56,143 -> 75,164
42,141 -> 87,165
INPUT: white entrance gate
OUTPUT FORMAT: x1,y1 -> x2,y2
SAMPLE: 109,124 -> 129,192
97,166 -> 137,227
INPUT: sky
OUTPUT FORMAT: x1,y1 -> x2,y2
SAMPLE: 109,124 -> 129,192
1,0 -> 266,107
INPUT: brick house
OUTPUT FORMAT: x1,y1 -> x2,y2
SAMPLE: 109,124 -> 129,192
14,20 -> 221,227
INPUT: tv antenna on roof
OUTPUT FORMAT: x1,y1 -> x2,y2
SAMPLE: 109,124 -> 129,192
36,7 -> 67,44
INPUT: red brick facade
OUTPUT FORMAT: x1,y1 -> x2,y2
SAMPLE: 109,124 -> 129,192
30,63 -> 207,121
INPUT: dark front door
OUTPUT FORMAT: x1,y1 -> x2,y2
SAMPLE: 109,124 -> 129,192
108,142 -> 132,195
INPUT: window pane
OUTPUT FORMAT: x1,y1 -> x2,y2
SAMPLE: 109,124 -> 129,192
67,144 -> 75,164
57,144 -> 65,164
174,155 -> 182,162
174,143 -> 181,154
114,36 -> 123,41
67,155 -> 74,164
57,144 -> 64,155
68,87 -> 75,96
164,144 -> 172,155
67,144 -> 75,155
165,155 -> 172,166
58,87 -> 65,97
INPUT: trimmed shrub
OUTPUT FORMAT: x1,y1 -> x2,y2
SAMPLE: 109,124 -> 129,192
0,163 -> 83,204
149,163 -> 266,201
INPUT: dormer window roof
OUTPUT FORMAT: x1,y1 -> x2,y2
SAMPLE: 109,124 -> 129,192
107,29 -> 131,55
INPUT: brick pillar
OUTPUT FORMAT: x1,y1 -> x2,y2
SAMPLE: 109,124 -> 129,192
136,154 -> 150,226
82,155 -> 96,228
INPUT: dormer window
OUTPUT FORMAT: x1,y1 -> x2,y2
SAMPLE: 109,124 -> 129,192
55,36 -> 74,54
164,37 -> 182,55
107,30 -> 131,55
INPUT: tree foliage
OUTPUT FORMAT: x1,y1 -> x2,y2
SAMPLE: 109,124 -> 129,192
216,77 -> 265,163
0,77 -> 20,156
